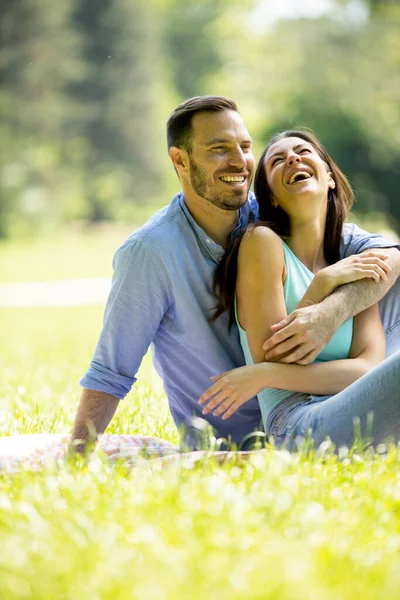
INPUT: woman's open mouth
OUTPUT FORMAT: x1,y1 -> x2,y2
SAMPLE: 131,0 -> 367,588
287,171 -> 313,185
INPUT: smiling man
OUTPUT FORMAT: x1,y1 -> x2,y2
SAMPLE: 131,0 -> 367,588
72,96 -> 399,451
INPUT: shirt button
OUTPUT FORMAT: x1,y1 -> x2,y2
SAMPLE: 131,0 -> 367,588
206,238 -> 211,244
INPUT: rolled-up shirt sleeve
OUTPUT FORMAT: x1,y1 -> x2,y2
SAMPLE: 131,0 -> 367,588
341,223 -> 400,257
80,240 -> 172,399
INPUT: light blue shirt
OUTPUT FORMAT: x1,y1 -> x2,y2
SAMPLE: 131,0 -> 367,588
81,192 -> 398,444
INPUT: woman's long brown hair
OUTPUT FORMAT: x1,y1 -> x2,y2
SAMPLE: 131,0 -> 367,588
213,129 -> 355,327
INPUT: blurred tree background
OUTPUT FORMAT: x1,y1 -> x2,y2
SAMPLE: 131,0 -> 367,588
0,0 -> 399,239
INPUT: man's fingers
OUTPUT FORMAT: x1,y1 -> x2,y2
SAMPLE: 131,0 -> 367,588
274,344 -> 315,364
264,337 -> 302,360
263,323 -> 299,353
296,348 -> 321,365
268,312 -> 296,336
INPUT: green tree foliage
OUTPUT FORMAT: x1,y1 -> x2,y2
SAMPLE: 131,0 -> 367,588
164,2 -> 224,98
67,0 -> 164,221
0,0 -> 398,237
0,0 -> 80,236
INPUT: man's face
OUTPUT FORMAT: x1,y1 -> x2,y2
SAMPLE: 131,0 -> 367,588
185,110 -> 255,211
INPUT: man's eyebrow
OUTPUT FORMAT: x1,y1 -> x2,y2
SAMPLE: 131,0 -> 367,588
204,137 -> 253,146
268,143 -> 310,160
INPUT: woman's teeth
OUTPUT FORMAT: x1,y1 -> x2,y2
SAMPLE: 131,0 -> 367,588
288,171 -> 312,184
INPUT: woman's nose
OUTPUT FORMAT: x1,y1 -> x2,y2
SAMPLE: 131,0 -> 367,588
287,153 -> 301,165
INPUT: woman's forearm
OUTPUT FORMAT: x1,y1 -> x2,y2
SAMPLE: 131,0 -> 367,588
258,357 -> 374,396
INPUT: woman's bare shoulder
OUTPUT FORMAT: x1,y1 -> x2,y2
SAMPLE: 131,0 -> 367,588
239,225 -> 284,259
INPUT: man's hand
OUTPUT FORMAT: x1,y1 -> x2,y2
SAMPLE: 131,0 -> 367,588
264,247 -> 399,365
263,303 -> 338,365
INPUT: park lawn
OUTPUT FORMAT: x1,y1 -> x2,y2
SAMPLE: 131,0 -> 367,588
0,225 -> 134,283
1,307 -> 400,599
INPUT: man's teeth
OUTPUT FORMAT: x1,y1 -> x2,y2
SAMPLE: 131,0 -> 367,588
220,176 -> 245,183
288,171 -> 312,184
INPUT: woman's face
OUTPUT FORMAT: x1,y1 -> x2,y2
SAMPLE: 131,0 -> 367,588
263,136 -> 335,217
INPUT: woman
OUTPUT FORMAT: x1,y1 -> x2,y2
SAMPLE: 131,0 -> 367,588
200,130 -> 400,450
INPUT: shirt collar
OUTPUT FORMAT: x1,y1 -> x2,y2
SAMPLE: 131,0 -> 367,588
177,191 -> 258,263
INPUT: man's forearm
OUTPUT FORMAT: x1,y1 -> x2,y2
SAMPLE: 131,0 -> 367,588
71,388 -> 120,453
322,247 -> 399,326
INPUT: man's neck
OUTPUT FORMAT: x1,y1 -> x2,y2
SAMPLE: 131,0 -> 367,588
183,194 -> 239,248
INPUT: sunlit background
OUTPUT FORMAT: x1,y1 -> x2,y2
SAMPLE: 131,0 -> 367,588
1,0 -> 399,292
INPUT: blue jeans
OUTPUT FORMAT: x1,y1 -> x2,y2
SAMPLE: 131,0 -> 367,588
266,281 -> 400,449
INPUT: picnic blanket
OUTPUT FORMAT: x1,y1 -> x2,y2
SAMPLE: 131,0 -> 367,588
0,433 -> 180,473
0,434 -> 259,473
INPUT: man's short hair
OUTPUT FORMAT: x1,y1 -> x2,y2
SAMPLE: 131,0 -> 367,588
166,95 -> 238,152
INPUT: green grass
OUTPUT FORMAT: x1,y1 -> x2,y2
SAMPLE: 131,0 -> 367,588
0,224 -> 134,282
2,308 -> 400,599
1,231 -> 400,599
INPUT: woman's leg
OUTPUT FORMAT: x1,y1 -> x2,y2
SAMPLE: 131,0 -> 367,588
273,350 -> 400,449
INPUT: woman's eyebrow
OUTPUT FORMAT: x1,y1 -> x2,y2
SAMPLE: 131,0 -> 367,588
268,144 -> 310,161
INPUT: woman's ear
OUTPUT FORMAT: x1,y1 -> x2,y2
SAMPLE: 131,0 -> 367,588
327,172 -> 336,189
271,197 -> 278,208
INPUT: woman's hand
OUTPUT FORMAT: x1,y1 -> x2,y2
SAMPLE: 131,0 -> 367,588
199,364 -> 267,420
316,250 -> 391,296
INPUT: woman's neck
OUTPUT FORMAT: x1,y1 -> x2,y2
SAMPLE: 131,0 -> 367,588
287,215 -> 328,273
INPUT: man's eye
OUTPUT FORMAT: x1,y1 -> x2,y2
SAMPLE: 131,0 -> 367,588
212,147 -> 225,152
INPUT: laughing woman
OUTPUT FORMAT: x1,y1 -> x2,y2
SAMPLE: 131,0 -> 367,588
200,130 -> 400,450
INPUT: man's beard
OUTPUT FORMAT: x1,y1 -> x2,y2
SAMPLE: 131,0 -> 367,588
188,156 -> 249,211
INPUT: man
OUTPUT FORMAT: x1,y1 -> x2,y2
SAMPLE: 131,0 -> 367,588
72,96 -> 399,451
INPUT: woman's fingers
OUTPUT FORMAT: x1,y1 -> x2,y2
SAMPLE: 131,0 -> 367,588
360,256 -> 391,271
221,400 -> 243,420
213,397 -> 237,417
210,370 -> 231,382
199,382 -> 222,405
201,389 -> 228,414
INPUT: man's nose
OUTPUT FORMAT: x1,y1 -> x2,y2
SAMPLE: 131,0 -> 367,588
228,147 -> 246,169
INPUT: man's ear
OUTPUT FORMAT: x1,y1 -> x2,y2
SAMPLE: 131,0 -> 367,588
327,172 -> 336,189
169,146 -> 189,177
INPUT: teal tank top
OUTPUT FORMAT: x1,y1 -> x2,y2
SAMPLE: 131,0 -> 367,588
237,240 -> 354,427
